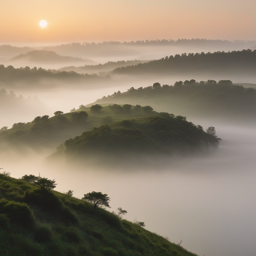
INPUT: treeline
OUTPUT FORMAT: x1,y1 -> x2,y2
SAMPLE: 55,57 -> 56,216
0,65 -> 108,88
59,115 -> 219,162
113,49 -> 256,76
96,80 -> 256,121
59,60 -> 148,74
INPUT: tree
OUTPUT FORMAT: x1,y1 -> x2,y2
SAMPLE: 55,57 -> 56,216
34,177 -> 57,191
153,82 -> 161,89
82,191 -> 110,210
0,126 -> 8,132
206,126 -> 216,136
21,174 -> 39,183
142,106 -> 153,113
90,104 -> 103,113
117,207 -> 127,218
66,190 -> 73,197
54,111 -> 63,116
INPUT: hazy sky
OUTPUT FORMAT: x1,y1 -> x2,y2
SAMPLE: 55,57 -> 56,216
1,0 -> 256,43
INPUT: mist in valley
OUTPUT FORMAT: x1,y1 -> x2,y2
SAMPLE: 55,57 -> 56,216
1,39 -> 256,256
1,118 -> 255,256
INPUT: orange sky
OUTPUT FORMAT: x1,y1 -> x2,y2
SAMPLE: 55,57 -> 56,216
1,0 -> 256,43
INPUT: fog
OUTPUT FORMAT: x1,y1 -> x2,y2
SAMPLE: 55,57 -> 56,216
1,41 -> 256,256
1,118 -> 255,256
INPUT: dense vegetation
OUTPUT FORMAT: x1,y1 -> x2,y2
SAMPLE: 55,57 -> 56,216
0,173 -> 197,256
0,105 -> 162,152
95,80 -> 256,121
0,65 -> 108,89
11,50 -> 89,64
112,49 -> 256,78
59,60 -> 148,75
53,115 -> 219,163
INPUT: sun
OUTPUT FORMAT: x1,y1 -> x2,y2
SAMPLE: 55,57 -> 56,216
39,20 -> 48,29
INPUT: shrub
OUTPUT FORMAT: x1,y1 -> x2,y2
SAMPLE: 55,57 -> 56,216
91,230 -> 104,240
0,199 -> 35,228
63,228 -> 81,243
35,224 -> 53,243
24,189 -> 62,211
0,214 -> 10,229
101,247 -> 118,256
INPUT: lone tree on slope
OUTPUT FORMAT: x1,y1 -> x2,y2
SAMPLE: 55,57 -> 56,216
82,191 -> 110,210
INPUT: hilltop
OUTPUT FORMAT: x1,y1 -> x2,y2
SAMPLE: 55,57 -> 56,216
95,80 -> 256,122
0,173 -> 197,256
112,49 -> 256,81
11,50 -> 94,65
51,114 -> 219,164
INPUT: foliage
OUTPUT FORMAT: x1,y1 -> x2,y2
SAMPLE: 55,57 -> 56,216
83,191 -> 110,209
0,199 -> 35,228
35,224 -> 53,243
90,104 -> 103,113
117,207 -> 127,218
34,177 -> 57,191
0,174 -> 197,256
21,174 -> 38,183
66,190 -> 73,197
54,111 -> 63,116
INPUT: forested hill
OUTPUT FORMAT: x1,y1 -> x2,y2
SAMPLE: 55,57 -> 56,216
0,65 -> 109,89
95,80 -> 256,122
0,173 -> 197,256
59,60 -> 148,75
52,115 -> 219,163
112,50 -> 256,78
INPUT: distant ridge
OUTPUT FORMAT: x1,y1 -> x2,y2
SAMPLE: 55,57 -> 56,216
11,50 -> 94,65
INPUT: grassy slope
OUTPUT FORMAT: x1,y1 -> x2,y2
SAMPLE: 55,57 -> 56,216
0,174 -> 197,256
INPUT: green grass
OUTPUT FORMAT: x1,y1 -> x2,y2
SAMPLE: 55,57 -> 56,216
0,173 -> 197,256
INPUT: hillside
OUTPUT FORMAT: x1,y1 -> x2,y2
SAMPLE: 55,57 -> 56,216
11,50 -> 93,65
95,80 -> 256,122
0,173 -> 197,256
52,115 -> 219,163
112,49 -> 256,81
0,88 -> 47,128
59,60 -> 148,75
0,105 -> 163,153
0,65 -> 108,89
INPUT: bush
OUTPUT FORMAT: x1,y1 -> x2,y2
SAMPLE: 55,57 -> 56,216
101,247 -> 118,256
0,214 -> 10,229
91,230 -> 104,240
0,199 -> 35,228
63,228 -> 81,243
24,189 -> 62,211
35,224 -> 53,243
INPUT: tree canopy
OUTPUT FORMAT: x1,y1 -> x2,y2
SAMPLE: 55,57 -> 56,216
83,191 -> 110,209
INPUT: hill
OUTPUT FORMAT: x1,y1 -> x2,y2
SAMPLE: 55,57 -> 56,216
0,88 -> 47,128
11,50 -> 94,65
0,173 -> 197,256
59,60 -> 148,75
0,65 -> 109,90
112,49 -> 256,81
0,104 -> 164,153
51,115 -> 219,164
95,80 -> 256,122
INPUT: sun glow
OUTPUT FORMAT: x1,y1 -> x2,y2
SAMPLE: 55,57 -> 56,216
39,20 -> 48,29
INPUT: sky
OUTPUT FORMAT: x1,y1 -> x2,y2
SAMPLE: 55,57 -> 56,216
1,0 -> 256,43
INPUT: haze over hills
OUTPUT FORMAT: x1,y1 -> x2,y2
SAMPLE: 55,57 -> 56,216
0,104 -> 218,161
59,60 -> 149,75
0,88 -> 48,128
111,49 -> 256,83
10,50 -> 95,68
44,40 -> 256,61
95,80 -> 256,123
0,64 -> 109,90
